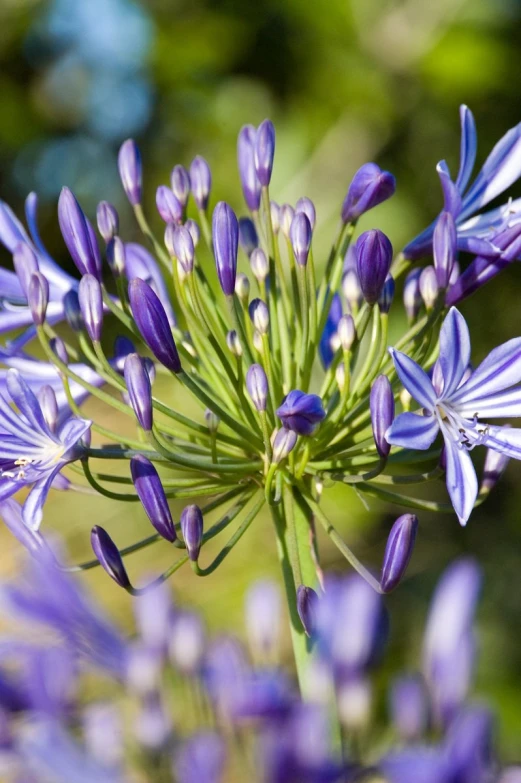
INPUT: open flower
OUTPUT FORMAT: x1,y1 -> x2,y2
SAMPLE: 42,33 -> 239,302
386,308 -> 521,524
0,369 -> 90,529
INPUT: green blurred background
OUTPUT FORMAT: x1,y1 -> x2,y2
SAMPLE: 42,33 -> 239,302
1,0 -> 521,757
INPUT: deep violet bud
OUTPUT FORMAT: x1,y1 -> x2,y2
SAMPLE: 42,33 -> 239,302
279,204 -> 295,239
250,247 -> 268,282
13,242 -> 38,297
249,298 -> 269,334
63,289 -> 83,331
226,329 -> 242,357
190,156 -> 212,211
49,335 -> 68,365
238,125 -> 262,211
297,585 -> 319,636
156,186 -> 183,225
235,273 -> 250,302
238,217 -> 258,257
130,455 -> 176,542
212,202 -> 239,296
180,504 -> 204,561
58,187 -> 102,278
38,385 -> 59,432
118,139 -> 142,206
380,514 -> 418,593
356,229 -> 393,305
290,212 -> 312,267
403,268 -> 423,322
246,364 -> 268,412
129,279 -> 181,373
245,580 -> 282,655
338,313 -> 356,351
96,201 -> 119,243
170,164 -> 191,208
378,274 -> 395,313
295,196 -> 316,230
185,219 -> 200,248
27,272 -> 49,326
78,274 -> 103,342
169,224 -> 195,274
433,211 -> 457,289
91,526 -> 131,589
390,675 -> 428,741
370,375 -> 394,458
276,390 -> 326,436
106,236 -> 126,277
254,119 -> 276,187
272,427 -> 298,463
270,201 -> 281,234
124,354 -> 153,432
419,265 -> 439,310
341,162 -> 396,223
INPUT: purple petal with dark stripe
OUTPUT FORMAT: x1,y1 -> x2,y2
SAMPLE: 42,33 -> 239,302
438,308 -> 471,398
389,349 -> 436,409
385,412 -> 439,451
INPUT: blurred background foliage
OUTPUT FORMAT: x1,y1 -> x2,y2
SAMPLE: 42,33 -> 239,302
1,0 -> 521,758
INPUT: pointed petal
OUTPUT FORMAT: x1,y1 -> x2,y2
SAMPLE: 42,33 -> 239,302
389,349 -> 436,409
0,200 -> 31,252
22,466 -> 62,530
57,417 -> 91,451
0,480 -> 20,502
451,337 -> 521,403
480,424 -> 521,460
453,388 -> 521,418
437,162 -> 462,215
439,308 -> 471,398
442,428 -> 478,525
458,198 -> 521,237
455,105 -> 477,193
6,370 -> 54,440
385,412 -> 440,450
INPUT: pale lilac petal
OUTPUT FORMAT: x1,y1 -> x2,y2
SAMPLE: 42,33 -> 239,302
58,417 -> 91,448
452,337 -> 521,403
455,105 -> 477,193
389,349 -> 436,409
6,370 -> 54,440
0,480 -> 19,502
0,200 -> 31,251
0,498 -> 47,556
436,162 -> 462,215
22,465 -> 63,530
480,424 -> 521,460
385,412 -> 440,450
441,427 -> 478,525
453,388 -> 521,418
458,198 -> 521,237
439,308 -> 471,399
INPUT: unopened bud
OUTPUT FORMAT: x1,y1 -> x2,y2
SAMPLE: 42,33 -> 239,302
419,266 -> 439,310
28,272 -> 49,326
246,364 -> 268,412
296,585 -> 318,636
180,505 -> 204,561
271,427 -> 297,463
380,514 -> 418,593
338,314 -> 356,352
250,248 -> 269,282
249,298 -> 269,334
91,526 -> 131,589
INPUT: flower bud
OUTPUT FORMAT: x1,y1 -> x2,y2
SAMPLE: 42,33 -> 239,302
341,162 -> 396,223
131,455 -> 176,543
170,225 -> 194,275
248,298 -> 269,334
156,186 -> 183,225
124,354 -> 153,432
238,125 -> 262,211
170,164 -> 191,208
433,211 -> 457,289
129,279 -> 182,373
419,265 -> 439,310
342,268 -> 363,313
338,314 -> 356,352
180,504 -> 204,561
295,197 -> 316,230
378,274 -> 395,313
380,513 -> 418,593
270,201 -> 281,234
96,201 -> 119,243
276,390 -> 325,436
226,329 -> 242,357
91,526 -> 131,589
238,217 -> 258,258
335,362 -> 346,392
106,236 -> 126,277
250,248 -> 269,282
78,274 -> 103,342
49,335 -> 68,365
118,139 -> 142,206
235,273 -> 250,303
290,212 -> 312,267
356,229 -> 393,305
38,385 -> 59,432
63,289 -> 84,332
245,580 -> 281,655
390,675 -> 428,742
190,156 -> 212,211
204,408 -> 220,432
13,243 -> 39,297
212,202 -> 239,296
403,268 -> 422,322
370,375 -> 394,459
271,427 -> 297,463
279,204 -> 295,239
246,364 -> 268,412
27,272 -> 49,326
296,585 -> 318,636
58,187 -> 101,279
184,219 -> 200,248
481,444 -> 510,493
254,119 -> 275,187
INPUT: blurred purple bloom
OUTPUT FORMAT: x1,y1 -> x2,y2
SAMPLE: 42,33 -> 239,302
276,390 -> 325,436
118,139 -> 142,206
175,732 -> 226,783
390,675 -> 428,742
238,125 -> 262,211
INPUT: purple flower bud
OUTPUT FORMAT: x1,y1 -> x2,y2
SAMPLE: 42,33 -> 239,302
370,375 -> 394,459
91,526 -> 131,589
279,204 -> 295,239
272,427 -> 298,463
356,229 -> 393,305
290,212 -> 312,267
96,201 -> 119,243
254,119 -> 275,187
246,364 -> 268,412
63,289 -> 84,332
245,579 -> 281,655
226,329 -> 242,357
13,242 -> 39,298
250,247 -> 268,282
297,585 -> 318,636
380,514 -> 418,593
378,274 -> 395,313
419,265 -> 439,310
38,385 -> 59,432
180,504 -> 204,561
338,313 -> 356,351
78,274 -> 103,342
390,675 -> 428,742
403,268 -> 422,322
184,219 -> 200,248
342,268 -> 363,312
118,139 -> 142,206
238,217 -> 258,257
481,442 -> 510,493
156,186 -> 183,225
124,354 -> 153,432
276,390 -> 325,436
175,732 -> 226,783
170,164 -> 191,208
28,272 -> 49,326
295,197 -> 316,230
129,279 -> 182,373
130,455 -> 176,542
249,298 -> 269,334
212,202 -> 239,296
238,125 -> 262,211
235,273 -> 250,302
169,225 -> 194,274
190,156 -> 212,211
433,211 -> 457,289
58,187 -> 102,279
106,236 -> 126,277
270,201 -> 281,234
49,335 -> 68,365
341,162 -> 396,223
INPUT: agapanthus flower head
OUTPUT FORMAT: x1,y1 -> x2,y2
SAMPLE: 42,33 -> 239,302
341,162 -> 396,224
276,390 -> 325,436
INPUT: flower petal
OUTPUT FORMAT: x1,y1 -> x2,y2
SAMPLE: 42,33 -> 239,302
22,465 -> 62,530
441,428 -> 478,526
439,308 -> 471,399
58,417 -> 91,450
436,162 -> 462,215
451,337 -> 521,403
480,424 -> 521,460
385,412 -> 440,451
389,349 -> 436,409
6,370 -> 54,440
458,198 -> 521,237
455,105 -> 477,193
453,388 -> 521,419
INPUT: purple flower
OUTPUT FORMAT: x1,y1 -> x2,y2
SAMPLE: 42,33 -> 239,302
290,212 -> 312,266
380,514 -> 418,593
295,197 -> 316,230
386,307 -> 521,524
128,279 -> 181,374
276,390 -> 325,436
271,427 -> 298,463
180,504 -> 204,561
356,229 -> 393,305
246,364 -> 268,412
296,585 -> 318,637
118,139 -> 142,206
91,527 -> 131,590
156,185 -> 183,225
124,242 -> 176,326
130,455 -> 176,543
403,268 -> 423,322
341,162 -> 396,224
238,125 -> 262,211
212,202 -> 239,296
58,187 -> 102,279
0,369 -> 90,529
389,675 -> 428,742
170,164 -> 191,208
96,201 -> 119,243
124,354 -> 153,432
370,375 -> 395,458
78,274 -> 103,342
167,224 -> 194,275
238,216 -> 258,257
27,272 -> 49,326
433,211 -> 457,289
